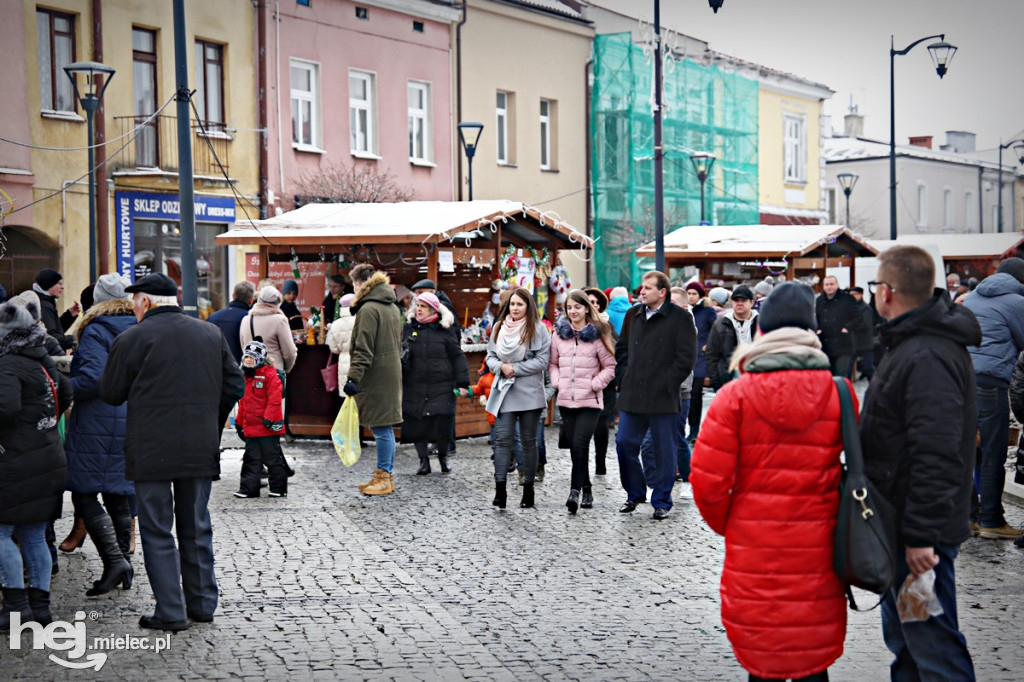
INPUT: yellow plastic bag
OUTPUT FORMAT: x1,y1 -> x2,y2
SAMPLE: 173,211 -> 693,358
331,398 -> 361,467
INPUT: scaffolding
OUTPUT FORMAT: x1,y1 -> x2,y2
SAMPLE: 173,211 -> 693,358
591,32 -> 759,288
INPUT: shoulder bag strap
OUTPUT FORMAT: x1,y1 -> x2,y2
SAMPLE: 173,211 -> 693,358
41,365 -> 59,419
249,313 -> 256,340
832,377 -> 864,474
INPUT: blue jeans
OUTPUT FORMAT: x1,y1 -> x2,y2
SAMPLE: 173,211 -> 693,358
975,385 -> 1008,527
494,409 -> 542,483
640,399 -> 691,483
370,425 -> 396,474
0,522 -> 51,591
618,410 -> 678,510
881,543 -> 975,681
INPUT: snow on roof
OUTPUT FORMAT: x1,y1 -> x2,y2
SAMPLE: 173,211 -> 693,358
635,224 -> 877,257
867,233 -> 1024,259
825,136 -> 1007,171
216,200 -> 592,247
507,0 -> 587,21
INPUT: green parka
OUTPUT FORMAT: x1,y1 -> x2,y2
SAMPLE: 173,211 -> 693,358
347,271 -> 403,427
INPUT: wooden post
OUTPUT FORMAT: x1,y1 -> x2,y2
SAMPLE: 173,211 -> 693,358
427,242 -> 439,283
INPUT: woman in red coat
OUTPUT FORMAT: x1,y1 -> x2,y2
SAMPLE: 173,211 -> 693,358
690,282 -> 849,682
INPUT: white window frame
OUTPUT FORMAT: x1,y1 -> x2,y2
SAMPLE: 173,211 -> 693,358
965,191 -> 975,231
540,99 -> 551,170
917,181 -> 928,227
407,81 -> 432,165
943,188 -> 954,230
349,69 -> 378,158
783,113 -> 807,184
290,59 -> 321,151
496,91 -> 509,164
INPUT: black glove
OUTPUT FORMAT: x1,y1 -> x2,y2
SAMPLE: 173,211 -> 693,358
235,425 -> 245,441
263,419 -> 284,433
343,380 -> 359,397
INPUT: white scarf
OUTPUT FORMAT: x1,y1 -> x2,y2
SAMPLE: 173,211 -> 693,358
495,319 -> 527,362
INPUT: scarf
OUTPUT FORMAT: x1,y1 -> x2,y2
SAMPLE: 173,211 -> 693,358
729,327 -> 829,373
495,316 -> 527,362
415,308 -> 439,325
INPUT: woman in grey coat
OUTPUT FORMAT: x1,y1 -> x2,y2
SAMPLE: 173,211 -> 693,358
486,288 -> 551,509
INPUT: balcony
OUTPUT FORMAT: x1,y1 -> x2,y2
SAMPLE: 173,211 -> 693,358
111,115 -> 230,178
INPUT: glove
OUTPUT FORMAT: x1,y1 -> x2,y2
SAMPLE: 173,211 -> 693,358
262,419 -> 284,433
343,380 -> 359,396
235,426 -> 245,441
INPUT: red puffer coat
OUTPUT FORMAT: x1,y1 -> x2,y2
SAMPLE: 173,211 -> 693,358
690,356 -> 849,680
236,364 -> 284,438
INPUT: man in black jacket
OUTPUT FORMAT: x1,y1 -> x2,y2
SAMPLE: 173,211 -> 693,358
815,276 -> 865,376
849,286 -> 876,381
100,273 -> 244,632
32,268 -> 79,351
705,286 -> 758,389
859,246 -> 979,680
207,281 -> 255,364
614,271 -> 696,520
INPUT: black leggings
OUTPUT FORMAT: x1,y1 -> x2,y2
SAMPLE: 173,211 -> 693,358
688,383 -> 704,440
561,407 -> 601,490
593,413 -> 609,461
414,441 -> 448,458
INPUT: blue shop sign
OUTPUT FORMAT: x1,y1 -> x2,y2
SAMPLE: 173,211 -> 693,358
115,191 -> 236,281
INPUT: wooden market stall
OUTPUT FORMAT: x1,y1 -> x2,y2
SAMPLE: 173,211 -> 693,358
635,224 -> 878,290
215,200 -> 593,437
877,233 -> 1024,283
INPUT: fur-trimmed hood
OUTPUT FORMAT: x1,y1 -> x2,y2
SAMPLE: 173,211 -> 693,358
554,316 -> 599,342
405,301 -> 455,329
74,298 -> 135,342
352,271 -> 397,311
0,320 -> 47,358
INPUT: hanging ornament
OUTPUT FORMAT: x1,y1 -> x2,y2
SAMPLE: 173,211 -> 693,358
549,265 -> 572,303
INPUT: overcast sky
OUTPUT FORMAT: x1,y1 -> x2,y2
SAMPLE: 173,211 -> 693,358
594,0 -> 1024,157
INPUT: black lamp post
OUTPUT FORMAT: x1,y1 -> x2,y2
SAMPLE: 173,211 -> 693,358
457,121 -> 484,201
889,34 -> 956,240
689,152 -> 716,224
64,61 -> 116,283
997,138 -> 1024,233
837,172 -> 858,229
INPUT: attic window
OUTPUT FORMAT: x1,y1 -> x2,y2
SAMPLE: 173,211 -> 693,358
297,0 -> 310,6
355,6 -> 368,20
413,20 -> 424,33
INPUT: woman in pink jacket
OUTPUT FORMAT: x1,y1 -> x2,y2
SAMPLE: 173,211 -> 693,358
549,290 -> 616,514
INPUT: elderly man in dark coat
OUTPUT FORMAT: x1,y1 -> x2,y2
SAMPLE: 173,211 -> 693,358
100,273 -> 243,632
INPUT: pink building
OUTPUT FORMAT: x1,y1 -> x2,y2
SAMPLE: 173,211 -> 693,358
261,0 -> 460,214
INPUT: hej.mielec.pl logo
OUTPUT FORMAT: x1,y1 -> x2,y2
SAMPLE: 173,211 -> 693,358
7,610 -> 171,670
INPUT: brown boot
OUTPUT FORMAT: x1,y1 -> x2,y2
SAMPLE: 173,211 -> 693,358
128,517 -> 136,555
358,469 -> 384,493
58,517 -> 87,553
363,471 -> 395,496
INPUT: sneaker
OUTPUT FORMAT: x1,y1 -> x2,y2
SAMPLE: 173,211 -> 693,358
268,491 -> 287,498
233,491 -> 258,499
677,482 -> 694,499
363,472 -> 395,496
978,524 -> 1022,540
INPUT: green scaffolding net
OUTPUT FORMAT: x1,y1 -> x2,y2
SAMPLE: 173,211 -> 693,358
591,33 -> 760,289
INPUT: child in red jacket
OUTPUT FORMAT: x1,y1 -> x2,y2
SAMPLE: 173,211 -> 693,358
234,340 -> 288,498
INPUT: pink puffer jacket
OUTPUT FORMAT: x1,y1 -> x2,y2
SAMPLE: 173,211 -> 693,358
548,318 -> 616,409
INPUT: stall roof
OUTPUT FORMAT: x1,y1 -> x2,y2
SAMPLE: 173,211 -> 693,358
215,200 -> 592,248
866,233 -> 1024,260
635,224 -> 877,259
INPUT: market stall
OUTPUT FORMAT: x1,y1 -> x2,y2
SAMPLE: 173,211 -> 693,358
215,200 -> 592,437
872,233 -> 1024,283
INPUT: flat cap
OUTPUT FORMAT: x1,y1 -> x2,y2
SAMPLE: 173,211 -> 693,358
125,273 -> 178,296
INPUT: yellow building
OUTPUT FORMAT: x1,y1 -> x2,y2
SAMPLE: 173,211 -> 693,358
10,0 -> 258,311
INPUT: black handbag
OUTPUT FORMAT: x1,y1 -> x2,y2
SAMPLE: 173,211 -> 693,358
832,377 -> 899,610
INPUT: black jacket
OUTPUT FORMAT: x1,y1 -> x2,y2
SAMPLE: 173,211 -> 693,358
815,290 -> 865,359
851,299 -> 875,353
705,312 -> 759,389
614,300 -> 696,414
280,300 -> 305,331
859,290 -> 981,548
100,306 -> 244,482
1007,350 -> 1024,424
207,299 -> 251,364
38,292 -> 75,350
400,310 -> 469,420
0,326 -> 73,524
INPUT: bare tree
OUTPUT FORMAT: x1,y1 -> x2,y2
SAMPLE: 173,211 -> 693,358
291,162 -> 414,207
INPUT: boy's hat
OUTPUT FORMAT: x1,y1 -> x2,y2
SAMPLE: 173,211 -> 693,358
243,339 -> 269,366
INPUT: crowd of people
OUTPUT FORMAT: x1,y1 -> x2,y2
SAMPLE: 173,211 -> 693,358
3,247 -> 1021,680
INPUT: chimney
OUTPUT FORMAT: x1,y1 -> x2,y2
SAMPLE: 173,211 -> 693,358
843,113 -> 863,138
944,131 -> 976,153
908,135 -> 933,149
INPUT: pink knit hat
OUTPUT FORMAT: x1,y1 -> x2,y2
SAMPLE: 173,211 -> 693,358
416,292 -> 442,313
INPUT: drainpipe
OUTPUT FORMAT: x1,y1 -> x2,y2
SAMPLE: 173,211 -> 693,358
92,0 -> 109,275
978,166 -> 984,232
455,2 -> 468,201
275,1 -> 285,207
258,0 -> 269,218
584,56 -> 592,285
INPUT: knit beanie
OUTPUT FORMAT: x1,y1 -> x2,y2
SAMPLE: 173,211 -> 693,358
416,292 -> 442,313
609,286 -> 629,300
35,268 -> 62,291
340,293 -> 355,308
258,285 -> 282,305
753,277 -> 774,298
685,281 -> 706,298
757,282 -> 817,334
282,279 -> 299,295
242,339 -> 269,367
93,273 -> 131,303
996,257 -> 1024,284
708,287 -> 730,306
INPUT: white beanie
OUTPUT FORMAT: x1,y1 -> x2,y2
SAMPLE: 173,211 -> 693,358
609,286 -> 629,300
94,273 -> 132,303
258,285 -> 282,305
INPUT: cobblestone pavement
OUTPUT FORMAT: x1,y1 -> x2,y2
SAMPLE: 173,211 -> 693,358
4,403 -> 1024,680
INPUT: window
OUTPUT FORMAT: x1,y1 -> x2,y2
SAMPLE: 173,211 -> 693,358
133,28 -> 158,166
290,59 -> 319,148
355,6 -> 368,20
783,114 -> 807,183
349,70 -> 376,156
540,99 -> 551,170
943,188 -> 953,230
407,81 -> 431,163
965,191 -> 975,231
496,91 -> 516,164
917,182 -> 928,227
37,9 -> 76,112
413,21 -> 424,33
194,40 -> 224,128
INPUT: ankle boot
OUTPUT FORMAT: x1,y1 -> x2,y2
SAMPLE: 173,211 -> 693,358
520,482 -> 535,508
492,481 -> 507,509
581,486 -> 594,509
26,588 -> 52,626
1,588 -> 32,631
416,455 -> 431,475
438,451 -> 451,474
83,514 -> 133,597
111,511 -> 134,589
58,517 -> 87,553
566,489 -> 580,514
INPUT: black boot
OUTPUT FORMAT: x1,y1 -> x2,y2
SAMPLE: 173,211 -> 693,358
581,486 -> 594,509
595,456 -> 606,476
1,588 -> 32,631
492,481 -> 507,509
438,451 -> 451,474
566,489 -> 580,514
27,588 -> 52,626
110,509 -> 134,590
83,514 -> 133,597
416,455 -> 431,475
520,482 -> 535,508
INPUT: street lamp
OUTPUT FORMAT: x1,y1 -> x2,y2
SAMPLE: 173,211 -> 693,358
689,152 -> 716,224
65,61 -> 116,283
837,172 -> 858,229
997,138 -> 1024,233
889,34 -> 956,240
457,121 -> 484,201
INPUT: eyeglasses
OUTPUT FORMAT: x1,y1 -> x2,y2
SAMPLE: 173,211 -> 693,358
867,281 -> 896,295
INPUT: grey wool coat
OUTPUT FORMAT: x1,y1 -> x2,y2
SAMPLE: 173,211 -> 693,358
485,321 -> 551,414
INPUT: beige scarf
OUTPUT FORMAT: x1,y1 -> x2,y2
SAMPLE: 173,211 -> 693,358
729,327 -> 829,373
